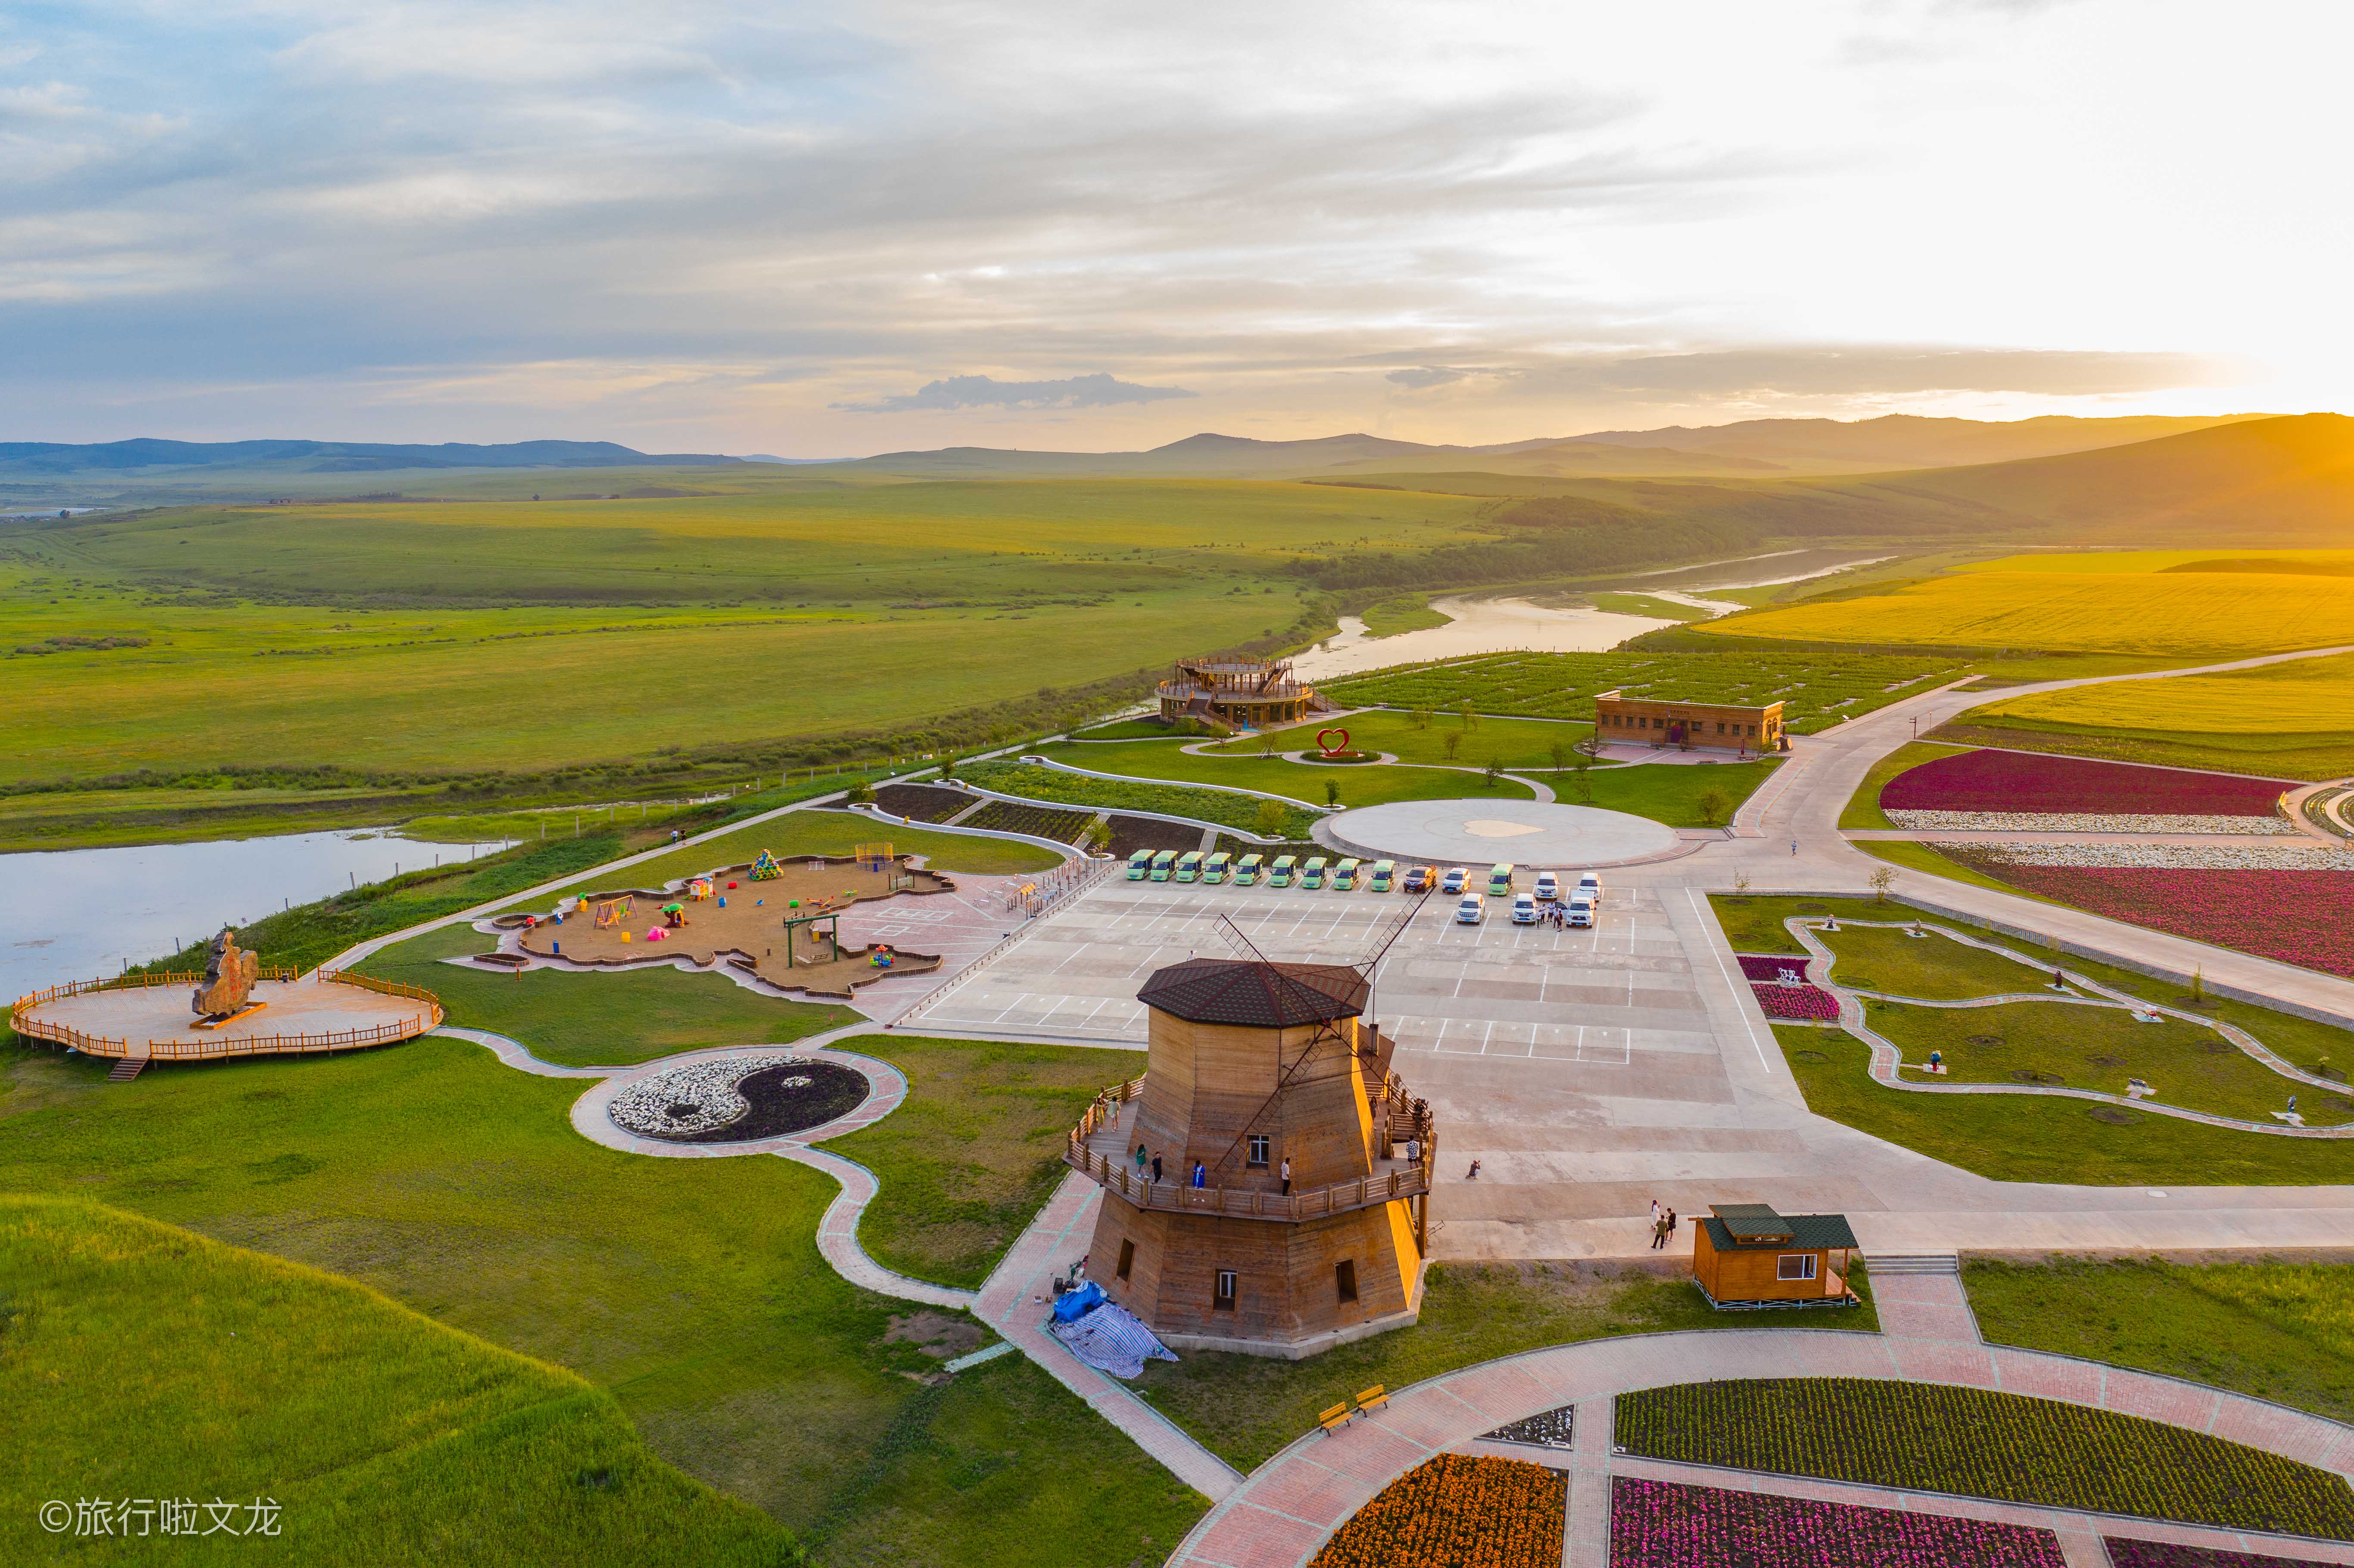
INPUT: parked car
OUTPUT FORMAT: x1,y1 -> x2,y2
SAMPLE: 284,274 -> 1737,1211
1150,849 -> 1177,881
1302,856 -> 1329,890
1511,893 -> 1538,924
1127,850 -> 1153,880
1566,896 -> 1594,928
1368,860 -> 1395,893
1441,867 -> 1470,895
1403,864 -> 1436,894
1486,862 -> 1515,896
1454,894 -> 1484,924
1202,852 -> 1231,884
1174,850 -> 1203,883
1270,855 -> 1298,888
1333,858 -> 1361,890
1578,871 -> 1601,902
1233,853 -> 1264,886
1533,871 -> 1559,901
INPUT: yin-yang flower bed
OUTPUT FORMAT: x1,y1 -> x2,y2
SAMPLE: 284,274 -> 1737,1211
609,1054 -> 869,1143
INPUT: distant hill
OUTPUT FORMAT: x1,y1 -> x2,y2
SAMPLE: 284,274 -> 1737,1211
0,438 -> 735,476
1567,411 -> 2266,469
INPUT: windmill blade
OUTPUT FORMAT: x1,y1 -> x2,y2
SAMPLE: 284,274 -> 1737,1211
1353,892 -> 1431,971
1210,913 -> 1276,966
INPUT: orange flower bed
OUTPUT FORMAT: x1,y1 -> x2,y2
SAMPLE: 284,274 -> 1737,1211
1310,1453 -> 1566,1568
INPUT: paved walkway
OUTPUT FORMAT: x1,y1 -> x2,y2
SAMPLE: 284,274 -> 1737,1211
1167,1281 -> 2354,1568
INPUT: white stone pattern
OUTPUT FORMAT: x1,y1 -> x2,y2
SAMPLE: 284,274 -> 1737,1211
1951,842 -> 2354,870
609,1054 -> 815,1137
1888,810 -> 2299,835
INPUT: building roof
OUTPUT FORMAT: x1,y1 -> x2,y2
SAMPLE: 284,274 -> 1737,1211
1701,1203 -> 1858,1252
1594,688 -> 1783,717
1136,958 -> 1368,1028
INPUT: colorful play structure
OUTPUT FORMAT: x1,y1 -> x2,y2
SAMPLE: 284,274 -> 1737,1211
749,851 -> 783,880
594,896 -> 634,929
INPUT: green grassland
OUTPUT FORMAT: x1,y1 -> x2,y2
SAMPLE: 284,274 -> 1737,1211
1323,649 -> 1965,733
1,1194 -> 799,1568
1134,1259 -> 1877,1472
1208,708 -> 1590,768
359,922 -> 859,1067
0,1032 -> 1205,1565
1358,592 -> 1454,636
1775,1025 -> 2354,1185
822,1035 -> 1124,1288
1589,590 -> 1711,621
1966,1256 -> 2354,1425
1022,739 -> 1535,812
1815,922 -> 2060,999
959,760 -> 1329,834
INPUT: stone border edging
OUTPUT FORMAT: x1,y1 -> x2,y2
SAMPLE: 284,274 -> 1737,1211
1787,917 -> 2354,1136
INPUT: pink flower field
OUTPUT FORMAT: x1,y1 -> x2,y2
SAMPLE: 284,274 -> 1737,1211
1884,750 -> 2291,817
2105,1540 -> 2338,1568
1738,955 -> 1841,1019
1610,1478 -> 2065,1568
1949,862 -> 2354,980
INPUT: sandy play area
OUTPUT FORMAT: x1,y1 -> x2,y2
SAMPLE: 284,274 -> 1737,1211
495,854 -> 954,999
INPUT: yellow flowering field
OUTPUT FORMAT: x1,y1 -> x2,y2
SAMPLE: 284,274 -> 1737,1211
1960,650 -> 2354,735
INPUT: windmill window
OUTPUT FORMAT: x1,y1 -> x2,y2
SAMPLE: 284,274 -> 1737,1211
1116,1239 -> 1135,1281
1246,1135 -> 1270,1167
1214,1270 -> 1238,1310
1336,1260 -> 1358,1303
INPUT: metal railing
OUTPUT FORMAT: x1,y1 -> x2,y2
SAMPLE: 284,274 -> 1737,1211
887,854 -> 1119,1027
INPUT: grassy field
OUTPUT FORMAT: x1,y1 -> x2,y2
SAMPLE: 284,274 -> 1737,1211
360,922 -> 858,1067
1133,1259 -> 1876,1472
0,1035 -> 1205,1565
1815,922 -> 2060,999
1698,565 -> 2354,657
1937,650 -> 2354,780
1966,1256 -> 2354,1424
1358,593 -> 1453,636
1589,590 -> 1710,621
1208,708 -> 1590,768
1,1195 -> 800,1567
1840,739 -> 1974,829
1026,737 -> 1537,811
959,760 -> 1326,835
822,1035 -> 1121,1288
1322,650 -> 1964,734
1775,1025 -> 2354,1185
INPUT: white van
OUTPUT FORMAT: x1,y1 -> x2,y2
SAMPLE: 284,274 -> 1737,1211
1577,872 -> 1601,903
1510,893 -> 1538,924
1566,896 -> 1594,929
1533,871 -> 1559,902
1454,893 -> 1484,925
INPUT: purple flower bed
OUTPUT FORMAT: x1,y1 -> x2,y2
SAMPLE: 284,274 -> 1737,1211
1950,862 -> 2354,980
1611,1477 -> 2065,1567
2106,1541 -> 2340,1568
1883,750 -> 2289,817
1739,953 -> 1812,983
1753,983 -> 1840,1020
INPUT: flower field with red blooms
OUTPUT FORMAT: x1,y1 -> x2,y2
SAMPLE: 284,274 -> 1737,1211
1737,955 -> 1841,1019
1309,1453 -> 1565,1568
2105,1540 -> 2342,1568
1609,1477 -> 2066,1568
1946,861 -> 2354,980
1883,750 -> 2291,816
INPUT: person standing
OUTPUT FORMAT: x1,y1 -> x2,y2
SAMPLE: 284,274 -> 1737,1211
1651,1214 -> 1669,1251
1151,1152 -> 1163,1183
1666,1208 -> 1678,1242
1134,1142 -> 1148,1175
1279,1156 -> 1292,1196
1192,1160 -> 1207,1188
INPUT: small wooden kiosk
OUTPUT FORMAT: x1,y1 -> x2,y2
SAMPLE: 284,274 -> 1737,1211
1690,1203 -> 1860,1309
1072,958 -> 1433,1358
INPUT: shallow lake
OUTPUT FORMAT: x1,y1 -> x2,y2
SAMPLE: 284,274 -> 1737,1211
1288,595 -> 1674,678
2,829 -> 502,1000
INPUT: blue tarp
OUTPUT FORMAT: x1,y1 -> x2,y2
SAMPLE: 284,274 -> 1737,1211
1047,1298 -> 1177,1380
1052,1281 -> 1106,1323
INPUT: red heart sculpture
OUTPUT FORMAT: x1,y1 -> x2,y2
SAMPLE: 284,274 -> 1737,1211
1315,727 -> 1351,755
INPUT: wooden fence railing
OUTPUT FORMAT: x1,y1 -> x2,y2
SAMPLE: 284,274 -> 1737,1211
1063,1072 -> 1431,1223
10,971 -> 443,1063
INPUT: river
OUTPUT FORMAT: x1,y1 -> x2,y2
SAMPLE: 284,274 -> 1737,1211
2,829 -> 504,1001
1289,595 -> 1675,678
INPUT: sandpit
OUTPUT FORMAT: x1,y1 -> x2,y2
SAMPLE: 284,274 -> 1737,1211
495,854 -> 952,1000
12,971 -> 443,1063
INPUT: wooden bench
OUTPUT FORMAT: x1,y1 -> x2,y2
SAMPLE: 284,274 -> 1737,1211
1317,1403 -> 1352,1436
1354,1385 -> 1390,1418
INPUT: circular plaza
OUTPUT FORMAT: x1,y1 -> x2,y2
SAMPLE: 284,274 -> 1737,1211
1319,799 -> 1681,868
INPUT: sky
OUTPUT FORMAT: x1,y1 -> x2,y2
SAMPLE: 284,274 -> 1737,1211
2,0 -> 2347,456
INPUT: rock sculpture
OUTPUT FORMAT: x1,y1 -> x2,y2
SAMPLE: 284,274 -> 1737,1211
192,928 -> 261,1019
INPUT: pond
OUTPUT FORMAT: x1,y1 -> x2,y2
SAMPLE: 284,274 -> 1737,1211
1,829 -> 503,1001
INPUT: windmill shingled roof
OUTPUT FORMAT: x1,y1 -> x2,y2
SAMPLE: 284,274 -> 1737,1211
1136,958 -> 1369,1028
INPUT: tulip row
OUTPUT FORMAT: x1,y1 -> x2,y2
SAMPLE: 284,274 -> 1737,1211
1943,862 -> 2354,981
1883,750 -> 2288,817
1310,1453 -> 1564,1568
1613,1378 -> 2354,1538
1610,1477 -> 2065,1567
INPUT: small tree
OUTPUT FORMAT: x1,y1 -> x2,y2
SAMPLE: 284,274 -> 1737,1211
937,753 -> 959,781
1549,740 -> 1571,775
1697,786 -> 1729,827
1868,865 -> 1897,902
1411,708 -> 1433,731
1086,818 -> 1113,854
1255,797 -> 1289,838
846,779 -> 875,805
1731,870 -> 1752,897
1324,779 -> 1343,808
1482,759 -> 1504,791
1443,729 -> 1464,761
1458,699 -> 1479,731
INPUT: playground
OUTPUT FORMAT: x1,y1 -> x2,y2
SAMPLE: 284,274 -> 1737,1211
492,849 -> 954,1000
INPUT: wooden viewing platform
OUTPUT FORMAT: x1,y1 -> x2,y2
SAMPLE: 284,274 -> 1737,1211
1064,1071 -> 1434,1225
11,969 -> 445,1064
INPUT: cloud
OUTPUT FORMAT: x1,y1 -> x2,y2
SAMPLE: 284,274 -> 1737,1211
1554,348 -> 2254,399
832,372 -> 1195,414
1386,365 -> 1516,391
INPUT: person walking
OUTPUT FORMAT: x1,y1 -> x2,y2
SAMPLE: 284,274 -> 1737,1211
1134,1142 -> 1148,1176
1791,838 -> 1799,856
1467,1159 -> 1481,1179
1151,1152 -> 1163,1183
1279,1157 -> 1292,1196
1650,1214 -> 1669,1251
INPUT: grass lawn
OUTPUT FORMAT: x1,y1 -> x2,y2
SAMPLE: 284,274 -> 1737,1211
1358,593 -> 1453,636
961,760 -> 1328,834
1207,708 -> 1590,770
1775,1025 -> 2354,1185
821,1034 -> 1130,1289
1816,922 -> 2071,999
1066,719 -> 1190,740
1577,758 -> 1778,828
1030,736 -> 1537,809
1132,1260 -> 1879,1472
1839,739 -> 1974,830
359,923 -> 859,1067
1852,839 -> 2048,899
1590,591 -> 1710,621
0,1039 -> 1207,1565
1859,997 -> 2346,1126
1,1194 -> 794,1567
1965,1256 -> 2354,1424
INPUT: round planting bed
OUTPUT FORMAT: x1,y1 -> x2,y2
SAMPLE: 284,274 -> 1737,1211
608,1054 -> 869,1144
